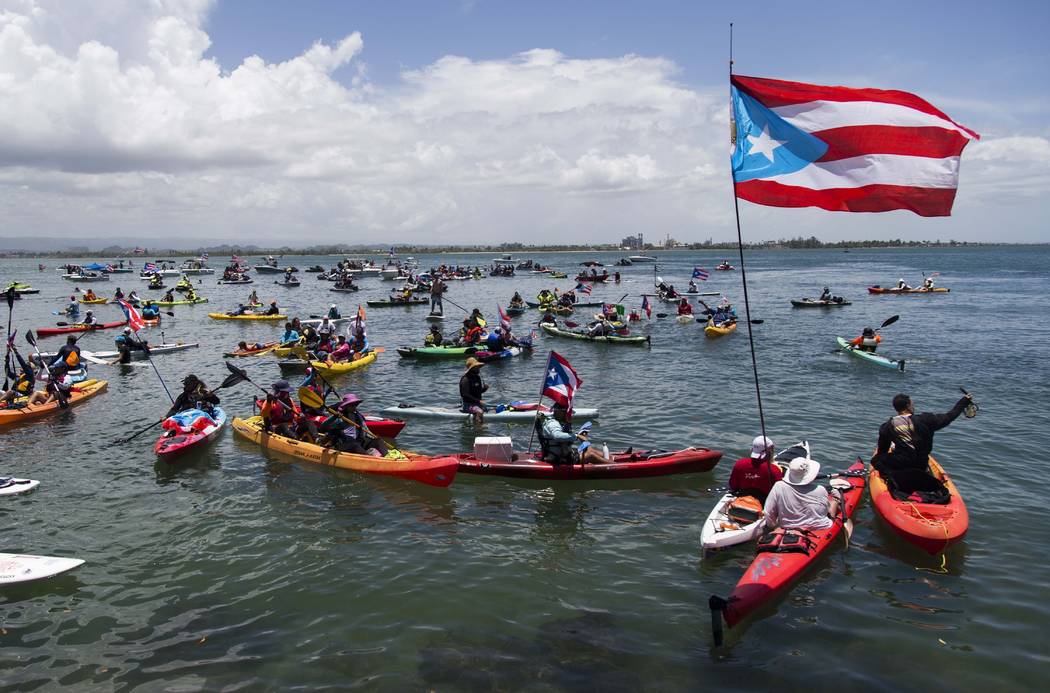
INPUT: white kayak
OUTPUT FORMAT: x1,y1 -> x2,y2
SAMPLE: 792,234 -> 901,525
675,315 -> 693,324
299,317 -> 349,328
33,342 -> 200,364
0,477 -> 40,496
0,553 -> 84,585
381,403 -> 600,422
424,314 -> 446,322
700,441 -> 810,552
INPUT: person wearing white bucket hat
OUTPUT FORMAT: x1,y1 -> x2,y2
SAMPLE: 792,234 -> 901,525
763,458 -> 839,531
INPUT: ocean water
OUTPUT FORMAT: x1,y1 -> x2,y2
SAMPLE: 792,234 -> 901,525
1,246 -> 1047,690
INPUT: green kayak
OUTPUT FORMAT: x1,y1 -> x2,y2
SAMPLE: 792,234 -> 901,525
836,337 -> 905,371
540,322 -> 650,345
153,297 -> 209,306
397,345 -> 478,359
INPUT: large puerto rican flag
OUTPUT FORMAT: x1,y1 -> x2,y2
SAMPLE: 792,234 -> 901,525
117,299 -> 145,332
730,75 -> 979,217
542,351 -> 582,410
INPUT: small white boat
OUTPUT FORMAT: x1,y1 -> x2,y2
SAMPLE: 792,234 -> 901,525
0,553 -> 84,585
63,273 -> 110,282
0,477 -> 39,496
627,255 -> 657,263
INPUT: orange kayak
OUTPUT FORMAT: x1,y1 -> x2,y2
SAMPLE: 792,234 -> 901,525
869,456 -> 968,554
0,380 -> 108,429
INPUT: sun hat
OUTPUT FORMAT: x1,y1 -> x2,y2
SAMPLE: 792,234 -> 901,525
337,393 -> 362,408
464,357 -> 484,372
272,379 -> 291,392
785,458 -> 820,486
749,435 -> 774,459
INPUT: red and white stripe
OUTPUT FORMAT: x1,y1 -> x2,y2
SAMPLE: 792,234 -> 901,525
732,75 -> 979,217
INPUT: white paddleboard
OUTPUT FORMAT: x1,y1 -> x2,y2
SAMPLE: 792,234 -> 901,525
0,553 -> 84,585
676,315 -> 693,325
0,478 -> 40,496
425,314 -> 446,322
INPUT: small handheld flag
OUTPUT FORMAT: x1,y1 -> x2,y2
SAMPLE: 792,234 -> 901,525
497,303 -> 511,330
574,282 -> 592,295
641,295 -> 652,319
117,299 -> 144,332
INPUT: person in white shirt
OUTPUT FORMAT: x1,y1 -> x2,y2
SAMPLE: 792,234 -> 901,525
763,458 -> 839,531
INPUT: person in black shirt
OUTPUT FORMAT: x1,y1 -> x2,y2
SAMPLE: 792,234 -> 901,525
167,375 -> 219,416
872,392 -> 972,484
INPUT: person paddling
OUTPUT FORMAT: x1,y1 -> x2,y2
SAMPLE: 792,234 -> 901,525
459,358 -> 489,423
424,324 -> 443,346
1,345 -> 35,406
850,327 -> 881,353
318,393 -> 389,456
729,436 -> 784,502
327,304 -> 341,319
167,374 -> 219,416
27,364 -> 74,406
429,275 -> 445,315
871,392 -> 972,493
49,336 -> 81,370
677,298 -> 693,316
264,301 -> 280,316
819,286 -> 832,301
260,380 -> 300,439
280,322 -> 300,346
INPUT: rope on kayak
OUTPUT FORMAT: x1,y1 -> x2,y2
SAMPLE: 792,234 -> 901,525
906,500 -> 952,573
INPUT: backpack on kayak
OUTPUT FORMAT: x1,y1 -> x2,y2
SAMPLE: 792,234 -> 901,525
726,496 -> 763,525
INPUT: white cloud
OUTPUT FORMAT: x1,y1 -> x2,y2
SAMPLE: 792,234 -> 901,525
0,1 -> 1044,244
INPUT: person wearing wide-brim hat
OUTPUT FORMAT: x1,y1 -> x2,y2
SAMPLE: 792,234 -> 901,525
459,357 -> 489,424
318,393 -> 388,456
261,379 -> 299,439
762,457 -> 839,531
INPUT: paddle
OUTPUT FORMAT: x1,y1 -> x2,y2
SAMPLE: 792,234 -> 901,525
297,386 -> 389,447
25,330 -> 68,408
830,476 -> 855,548
3,287 -> 15,390
113,370 -> 246,444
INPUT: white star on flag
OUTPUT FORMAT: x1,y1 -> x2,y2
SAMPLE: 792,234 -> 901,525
746,125 -> 785,163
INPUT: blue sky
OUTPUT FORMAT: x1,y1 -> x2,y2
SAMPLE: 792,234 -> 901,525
0,0 -> 1046,244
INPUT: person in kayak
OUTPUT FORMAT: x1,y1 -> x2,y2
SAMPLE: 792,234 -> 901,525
318,393 -> 389,456
729,436 -> 784,501
326,335 -> 352,363
227,303 -> 249,317
249,290 -> 259,305
64,296 -> 80,318
459,319 -> 484,347
127,290 -> 140,304
113,287 -> 125,300
687,280 -> 698,293
185,286 -> 199,302
763,458 -> 839,531
264,301 -> 280,316
141,301 -> 160,320
872,392 -> 972,486
167,374 -> 219,416
922,276 -> 935,289
536,403 -> 609,465
348,329 -> 369,356
677,298 -> 693,317
49,336 -> 81,370
819,286 -> 832,302
586,315 -> 613,337
429,276 -> 445,315
27,364 -> 74,406
327,304 -> 341,319
850,327 -> 881,353
459,358 -> 489,423
83,289 -> 99,302
896,278 -> 912,290
315,317 -> 337,341
509,292 -> 525,309
261,380 -> 300,439
81,310 -> 98,328
468,308 -> 486,329
280,323 -> 300,346
424,324 -> 443,346
162,289 -> 176,303
148,274 -> 164,289
1,346 -> 35,406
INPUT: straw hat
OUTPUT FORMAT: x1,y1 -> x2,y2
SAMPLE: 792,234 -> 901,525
464,357 -> 485,373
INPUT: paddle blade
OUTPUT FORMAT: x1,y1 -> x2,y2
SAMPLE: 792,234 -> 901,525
25,330 -> 36,347
219,371 -> 246,389
224,360 -> 249,380
881,314 -> 900,328
297,385 -> 324,410
5,287 -> 14,308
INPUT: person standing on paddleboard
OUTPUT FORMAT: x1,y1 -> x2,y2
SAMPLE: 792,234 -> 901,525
429,276 -> 444,316
459,358 -> 488,424
729,436 -> 783,502
871,392 -> 973,492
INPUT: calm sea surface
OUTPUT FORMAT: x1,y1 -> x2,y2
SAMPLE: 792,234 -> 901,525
1,246 -> 1047,691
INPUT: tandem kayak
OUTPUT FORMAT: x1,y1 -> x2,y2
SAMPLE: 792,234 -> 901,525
455,446 -> 722,480
155,407 -> 227,462
0,379 -> 108,429
700,441 -> 810,552
252,398 -> 407,439
381,403 -> 600,422
791,298 -> 851,308
868,286 -> 950,295
869,455 -> 968,554
224,342 -> 278,357
836,337 -> 905,371
397,345 -> 478,359
704,321 -> 737,338
308,351 -> 378,375
208,312 -> 286,321
153,297 -> 209,306
711,460 -> 866,632
539,323 -> 650,345
36,321 -> 127,337
78,297 -> 109,305
231,416 -> 457,487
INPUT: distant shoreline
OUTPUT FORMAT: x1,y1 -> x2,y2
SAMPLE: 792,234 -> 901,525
0,240 -> 1036,260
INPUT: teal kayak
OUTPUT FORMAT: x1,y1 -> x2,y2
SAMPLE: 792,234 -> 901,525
836,337 -> 905,371
397,345 -> 477,359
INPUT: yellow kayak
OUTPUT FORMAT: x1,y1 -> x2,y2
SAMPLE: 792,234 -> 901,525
272,341 -> 307,358
208,312 -> 286,321
309,351 -> 377,375
704,321 -> 738,338
78,298 -> 108,305
0,380 -> 108,429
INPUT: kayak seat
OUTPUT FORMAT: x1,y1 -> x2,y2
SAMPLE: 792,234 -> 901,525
757,529 -> 815,554
884,468 -> 951,504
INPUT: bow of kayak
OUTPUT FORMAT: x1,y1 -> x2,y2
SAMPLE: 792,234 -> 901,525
836,337 -> 905,371
0,380 -> 108,428
155,407 -> 228,462
869,456 -> 968,554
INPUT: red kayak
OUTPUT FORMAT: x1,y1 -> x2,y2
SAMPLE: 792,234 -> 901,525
869,456 -> 968,554
37,320 -> 127,337
710,461 -> 866,637
253,398 -> 406,438
455,447 -> 721,480
155,408 -> 228,462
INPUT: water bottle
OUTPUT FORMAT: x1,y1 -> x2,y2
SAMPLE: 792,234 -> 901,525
602,443 -> 610,459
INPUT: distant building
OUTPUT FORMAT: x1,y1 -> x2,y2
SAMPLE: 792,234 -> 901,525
620,233 -> 643,250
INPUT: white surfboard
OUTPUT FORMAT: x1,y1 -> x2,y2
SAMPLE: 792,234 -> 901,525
0,478 -> 40,496
0,553 -> 84,585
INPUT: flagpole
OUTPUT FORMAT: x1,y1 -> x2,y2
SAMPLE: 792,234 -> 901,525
728,22 -> 769,447
525,354 -> 550,454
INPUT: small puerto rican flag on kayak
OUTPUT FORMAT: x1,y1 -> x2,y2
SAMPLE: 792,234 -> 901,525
542,351 -> 582,410
574,282 -> 592,295
641,295 -> 652,319
117,299 -> 145,332
731,75 -> 979,217
692,267 -> 709,280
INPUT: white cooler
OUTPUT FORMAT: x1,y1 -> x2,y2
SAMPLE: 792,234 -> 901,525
473,436 -> 514,462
